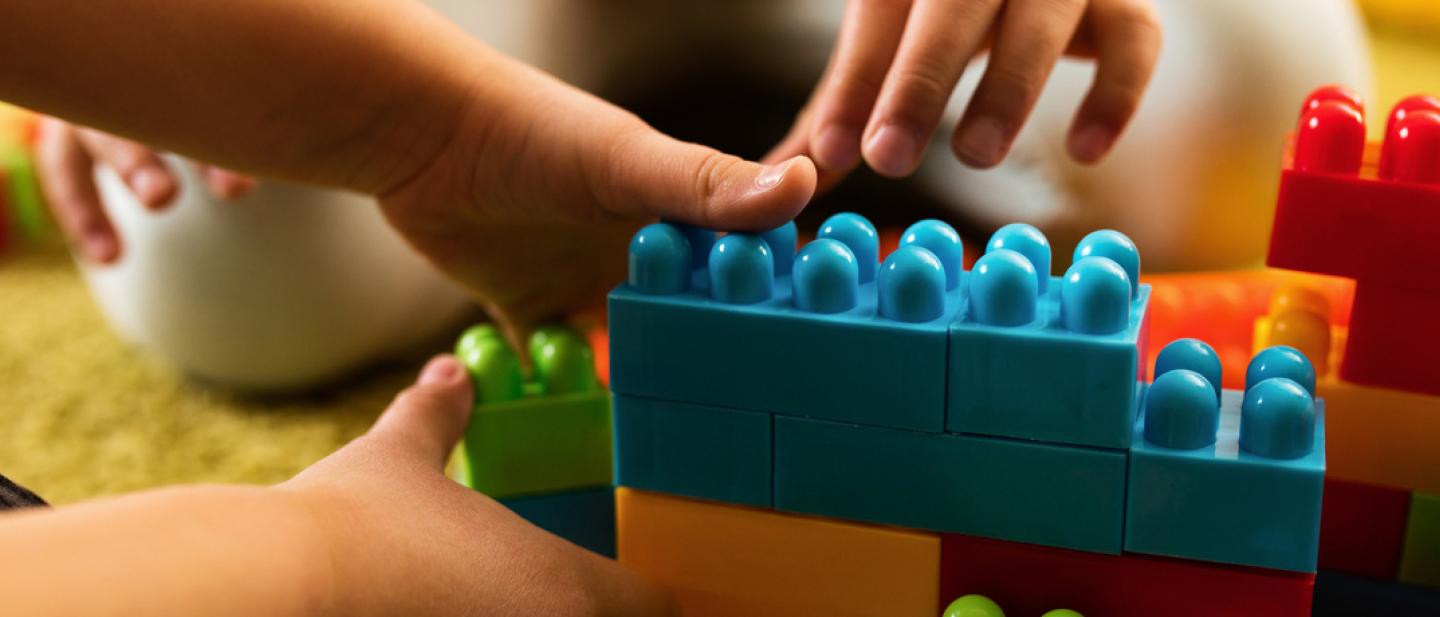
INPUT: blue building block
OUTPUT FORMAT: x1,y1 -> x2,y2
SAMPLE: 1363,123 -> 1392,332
613,395 -> 773,507
947,229 -> 1150,450
1125,373 -> 1326,573
610,216 -> 966,433
501,486 -> 616,557
773,415 -> 1127,554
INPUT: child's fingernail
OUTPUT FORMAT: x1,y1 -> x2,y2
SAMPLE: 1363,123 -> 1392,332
130,168 -> 171,206
864,124 -> 920,177
814,124 -> 861,171
1068,124 -> 1115,163
419,356 -> 461,385
755,158 -> 795,189
956,117 -> 1007,168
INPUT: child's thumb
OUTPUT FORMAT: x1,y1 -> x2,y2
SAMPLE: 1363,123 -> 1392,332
594,127 -> 818,231
366,355 -> 473,470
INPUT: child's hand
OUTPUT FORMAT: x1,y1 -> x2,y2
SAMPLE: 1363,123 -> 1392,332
768,0 -> 1161,183
374,57 -> 817,337
34,118 -> 256,264
282,354 -> 673,617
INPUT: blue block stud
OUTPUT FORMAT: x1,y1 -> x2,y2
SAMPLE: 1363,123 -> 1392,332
1074,230 -> 1140,299
817,213 -> 879,283
1060,257 -> 1132,335
901,219 -> 963,290
1143,370 -> 1220,450
761,221 -> 798,276
1246,346 -> 1317,395
878,246 -> 947,323
987,223 -> 1051,293
969,249 -> 1038,326
1126,344 -> 1326,572
671,222 -> 716,268
793,239 -> 859,314
1240,377 -> 1317,460
708,234 -> 774,304
628,223 -> 692,295
1155,338 -> 1223,403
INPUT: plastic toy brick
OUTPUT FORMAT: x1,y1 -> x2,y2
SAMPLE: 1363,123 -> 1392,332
455,324 -> 613,499
612,395 -> 772,507
0,138 -> 50,244
947,227 -> 1151,449
616,488 -> 940,617
1400,492 -> 1440,588
940,594 -> 1083,617
1254,294 -> 1440,493
1125,344 -> 1326,572
939,532 -> 1314,617
1267,86 -> 1440,396
609,215 -> 963,433
773,415 -> 1126,554
1319,478 -> 1411,580
1312,570 -> 1440,617
500,486 -> 616,557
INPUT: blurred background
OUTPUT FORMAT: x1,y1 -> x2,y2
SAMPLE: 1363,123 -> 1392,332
1,0 -> 1438,504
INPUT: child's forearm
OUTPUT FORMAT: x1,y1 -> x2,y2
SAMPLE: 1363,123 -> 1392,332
0,0 -> 488,195
0,485 -> 334,617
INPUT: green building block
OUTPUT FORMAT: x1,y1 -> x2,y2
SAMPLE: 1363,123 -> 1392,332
1,139 -> 52,244
1400,492 -> 1440,588
455,323 -> 612,499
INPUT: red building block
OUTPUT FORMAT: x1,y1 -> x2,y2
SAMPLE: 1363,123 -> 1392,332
1319,478 -> 1411,580
1267,87 -> 1440,397
940,533 -> 1314,617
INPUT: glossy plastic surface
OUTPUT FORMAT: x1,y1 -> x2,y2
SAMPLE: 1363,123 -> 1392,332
1269,86 -> 1440,396
1074,230 -> 1141,299
1400,492 -> 1440,588
901,219 -> 963,290
986,223 -> 1051,293
942,595 -> 1004,617
628,223 -> 693,295
616,488 -> 941,617
1143,370 -> 1219,450
940,532 -> 1315,617
1154,338 -> 1223,402
612,395 -> 773,507
948,227 -> 1149,450
774,416 -> 1126,554
1126,347 -> 1326,572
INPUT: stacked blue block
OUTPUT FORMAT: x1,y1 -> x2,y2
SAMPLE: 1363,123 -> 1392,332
1125,343 -> 1326,572
612,395 -> 773,507
773,415 -> 1127,553
609,214 -> 1154,556
501,487 -> 617,557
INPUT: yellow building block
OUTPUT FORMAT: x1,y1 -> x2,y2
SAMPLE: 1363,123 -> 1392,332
1256,300 -> 1440,494
616,488 -> 940,617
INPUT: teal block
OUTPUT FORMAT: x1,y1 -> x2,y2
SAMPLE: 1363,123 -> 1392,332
501,487 -> 616,557
1125,389 -> 1325,572
613,395 -> 773,507
947,281 -> 1150,449
774,415 -> 1127,553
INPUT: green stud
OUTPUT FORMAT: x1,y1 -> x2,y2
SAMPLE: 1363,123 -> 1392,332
457,332 -> 523,405
455,323 -> 507,358
1041,610 -> 1083,617
943,594 -> 1005,617
529,325 -> 599,395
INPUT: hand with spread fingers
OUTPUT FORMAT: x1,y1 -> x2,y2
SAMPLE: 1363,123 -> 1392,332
768,0 -> 1162,188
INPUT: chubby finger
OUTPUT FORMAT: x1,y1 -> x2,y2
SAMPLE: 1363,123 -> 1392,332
862,0 -> 1003,177
367,355 -> 473,470
806,0 -> 913,172
952,0 -> 1087,169
74,128 -> 178,210
1066,0 -> 1162,163
198,165 -> 258,200
592,122 -> 817,231
33,118 -> 121,264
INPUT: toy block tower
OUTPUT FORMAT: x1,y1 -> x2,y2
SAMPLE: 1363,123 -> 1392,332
1268,86 -> 1440,397
451,323 -> 616,557
607,214 -> 1325,616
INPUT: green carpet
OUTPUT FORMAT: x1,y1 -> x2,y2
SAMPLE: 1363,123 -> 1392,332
0,247 -> 429,505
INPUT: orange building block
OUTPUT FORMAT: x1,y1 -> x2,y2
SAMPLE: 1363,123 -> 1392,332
616,488 -> 941,617
1255,294 -> 1440,494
